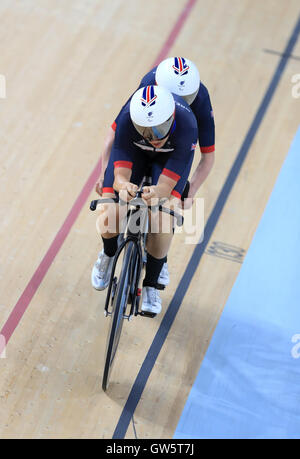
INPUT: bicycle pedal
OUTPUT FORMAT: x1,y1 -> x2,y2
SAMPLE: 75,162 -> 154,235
139,311 -> 157,319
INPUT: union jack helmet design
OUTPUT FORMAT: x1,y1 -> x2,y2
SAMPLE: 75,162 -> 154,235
172,57 -> 190,76
156,57 -> 200,105
141,85 -> 157,108
130,86 -> 175,141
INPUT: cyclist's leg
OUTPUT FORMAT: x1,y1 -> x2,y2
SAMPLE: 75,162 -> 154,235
142,197 -> 176,313
151,154 -> 193,254
141,162 -> 175,297
92,157 -> 120,290
144,159 -> 191,286
98,156 -> 119,237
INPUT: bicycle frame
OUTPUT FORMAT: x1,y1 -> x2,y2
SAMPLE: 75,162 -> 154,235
103,193 -> 150,320
90,178 -> 185,389
90,179 -> 184,319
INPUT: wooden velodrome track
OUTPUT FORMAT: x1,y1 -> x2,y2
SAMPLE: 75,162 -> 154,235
0,0 -> 299,439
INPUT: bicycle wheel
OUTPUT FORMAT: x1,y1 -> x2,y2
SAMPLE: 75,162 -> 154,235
102,241 -> 136,391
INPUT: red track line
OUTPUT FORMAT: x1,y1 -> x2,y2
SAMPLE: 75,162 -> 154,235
0,0 -> 198,354
0,158 -> 101,351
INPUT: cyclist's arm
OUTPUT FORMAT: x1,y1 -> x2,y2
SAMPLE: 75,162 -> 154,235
113,166 -> 138,199
189,87 -> 215,197
143,149 -> 195,202
188,151 -> 215,198
194,84 -> 215,155
113,166 -> 131,191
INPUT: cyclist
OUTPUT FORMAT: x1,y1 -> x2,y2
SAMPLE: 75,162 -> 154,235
91,85 -> 198,314
95,57 -> 215,287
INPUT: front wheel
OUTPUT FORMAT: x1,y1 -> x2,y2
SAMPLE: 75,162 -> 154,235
102,241 -> 135,391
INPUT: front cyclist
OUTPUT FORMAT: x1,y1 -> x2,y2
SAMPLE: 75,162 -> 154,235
91,85 -> 198,314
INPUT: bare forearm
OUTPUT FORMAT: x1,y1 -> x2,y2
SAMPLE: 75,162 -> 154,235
156,174 -> 177,199
189,152 -> 215,196
154,184 -> 173,199
113,168 -> 132,193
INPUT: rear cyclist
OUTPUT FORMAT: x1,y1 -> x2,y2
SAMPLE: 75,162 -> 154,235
91,85 -> 198,314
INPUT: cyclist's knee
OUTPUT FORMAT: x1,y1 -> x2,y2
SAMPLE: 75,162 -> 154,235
149,196 -> 181,234
96,195 -> 120,235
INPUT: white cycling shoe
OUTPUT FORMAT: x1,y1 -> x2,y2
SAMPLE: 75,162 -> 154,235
91,250 -> 114,290
157,262 -> 169,286
141,286 -> 162,315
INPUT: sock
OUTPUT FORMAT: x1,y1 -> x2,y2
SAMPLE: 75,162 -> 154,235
101,235 -> 119,257
143,254 -> 167,288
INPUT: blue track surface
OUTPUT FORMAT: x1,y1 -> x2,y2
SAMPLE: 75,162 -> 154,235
174,127 -> 300,439
112,15 -> 300,438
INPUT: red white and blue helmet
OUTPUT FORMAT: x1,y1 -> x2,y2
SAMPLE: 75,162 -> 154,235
156,57 -> 200,105
130,85 -> 175,141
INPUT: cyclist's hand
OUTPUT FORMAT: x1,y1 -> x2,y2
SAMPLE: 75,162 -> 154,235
182,196 -> 194,210
142,186 -> 159,202
182,185 -> 196,209
95,177 -> 104,196
120,182 -> 138,201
